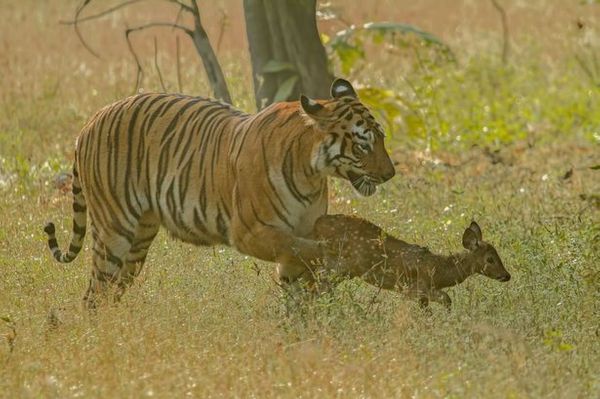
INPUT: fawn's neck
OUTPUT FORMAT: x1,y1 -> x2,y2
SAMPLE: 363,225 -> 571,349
432,252 -> 479,289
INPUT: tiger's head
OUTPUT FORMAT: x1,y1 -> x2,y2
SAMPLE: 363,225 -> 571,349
300,78 -> 395,196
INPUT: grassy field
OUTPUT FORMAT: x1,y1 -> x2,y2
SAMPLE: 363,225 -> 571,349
1,1 -> 599,397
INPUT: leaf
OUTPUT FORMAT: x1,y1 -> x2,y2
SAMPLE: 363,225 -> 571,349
262,60 -> 297,74
273,75 -> 299,103
331,42 -> 364,75
327,21 -> 453,74
330,21 -> 451,51
356,87 -> 406,137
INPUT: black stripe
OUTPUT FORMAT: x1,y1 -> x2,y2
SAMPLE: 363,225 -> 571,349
216,209 -> 229,243
159,96 -> 186,117
278,110 -> 299,128
282,146 -> 311,205
131,235 -> 156,251
48,238 -> 58,248
233,192 -> 253,233
68,244 -> 82,254
261,139 -> 288,211
73,223 -> 86,235
249,202 -> 277,229
92,247 -> 123,268
126,255 -> 148,265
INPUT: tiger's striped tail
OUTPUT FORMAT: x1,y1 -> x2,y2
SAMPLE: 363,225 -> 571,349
43,167 -> 87,263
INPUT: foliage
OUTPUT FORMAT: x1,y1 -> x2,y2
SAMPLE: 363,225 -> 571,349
326,21 -> 454,76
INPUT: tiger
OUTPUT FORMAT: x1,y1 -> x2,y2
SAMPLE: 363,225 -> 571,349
43,78 -> 396,308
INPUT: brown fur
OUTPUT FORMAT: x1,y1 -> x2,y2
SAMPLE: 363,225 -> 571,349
313,215 -> 511,308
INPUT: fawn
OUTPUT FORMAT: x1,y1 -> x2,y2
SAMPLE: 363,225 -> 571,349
312,215 -> 511,309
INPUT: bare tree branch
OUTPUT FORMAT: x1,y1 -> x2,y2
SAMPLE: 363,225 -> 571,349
490,0 -> 510,64
126,22 -> 193,37
61,0 -> 144,25
166,0 -> 194,14
125,22 -> 193,93
172,2 -> 186,30
216,7 -> 229,53
63,0 -> 194,60
125,27 -> 144,92
153,37 -> 168,92
60,0 -> 192,25
189,0 -> 231,102
176,35 -> 183,92
73,0 -> 101,58
575,54 -> 600,87
63,0 -> 230,100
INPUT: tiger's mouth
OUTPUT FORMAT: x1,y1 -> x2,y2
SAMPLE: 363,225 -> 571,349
347,171 -> 378,197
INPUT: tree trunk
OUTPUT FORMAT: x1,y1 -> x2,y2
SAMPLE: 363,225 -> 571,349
190,1 -> 232,103
244,0 -> 333,110
244,0 -> 279,109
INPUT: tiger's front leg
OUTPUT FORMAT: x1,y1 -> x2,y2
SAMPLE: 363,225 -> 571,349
231,219 -> 323,283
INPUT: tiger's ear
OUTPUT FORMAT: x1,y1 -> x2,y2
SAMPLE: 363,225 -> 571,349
331,78 -> 357,99
300,94 -> 332,128
300,94 -> 324,116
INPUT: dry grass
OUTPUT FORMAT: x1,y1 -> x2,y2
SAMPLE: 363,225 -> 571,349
1,1 -> 599,398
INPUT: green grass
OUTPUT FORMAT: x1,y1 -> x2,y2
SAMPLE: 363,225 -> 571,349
1,1 -> 599,397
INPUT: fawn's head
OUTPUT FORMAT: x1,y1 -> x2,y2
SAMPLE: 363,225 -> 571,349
462,221 -> 511,282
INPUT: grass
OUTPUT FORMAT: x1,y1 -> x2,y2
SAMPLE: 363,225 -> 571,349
1,1 -> 599,398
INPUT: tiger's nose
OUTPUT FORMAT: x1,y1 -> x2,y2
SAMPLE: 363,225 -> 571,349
381,165 -> 396,182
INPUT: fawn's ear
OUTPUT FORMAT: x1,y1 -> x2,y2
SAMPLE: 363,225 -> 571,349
462,227 -> 479,251
468,221 -> 483,241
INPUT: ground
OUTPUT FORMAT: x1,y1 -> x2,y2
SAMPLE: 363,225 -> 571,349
1,1 -> 599,398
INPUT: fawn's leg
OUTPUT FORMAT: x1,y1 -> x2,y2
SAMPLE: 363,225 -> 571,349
406,283 -> 430,308
429,289 -> 452,310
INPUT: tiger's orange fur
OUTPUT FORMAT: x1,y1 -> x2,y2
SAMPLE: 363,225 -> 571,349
44,79 -> 395,308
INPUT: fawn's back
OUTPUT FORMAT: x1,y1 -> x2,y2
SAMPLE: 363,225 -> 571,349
312,214 -> 431,287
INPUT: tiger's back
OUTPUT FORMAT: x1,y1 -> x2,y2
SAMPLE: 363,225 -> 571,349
77,93 -> 246,246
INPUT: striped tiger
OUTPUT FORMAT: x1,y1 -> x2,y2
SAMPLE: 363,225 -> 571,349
43,78 -> 395,308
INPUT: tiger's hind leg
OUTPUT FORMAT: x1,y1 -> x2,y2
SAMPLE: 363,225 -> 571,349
83,223 -> 133,309
83,212 -> 160,309
117,212 -> 160,296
